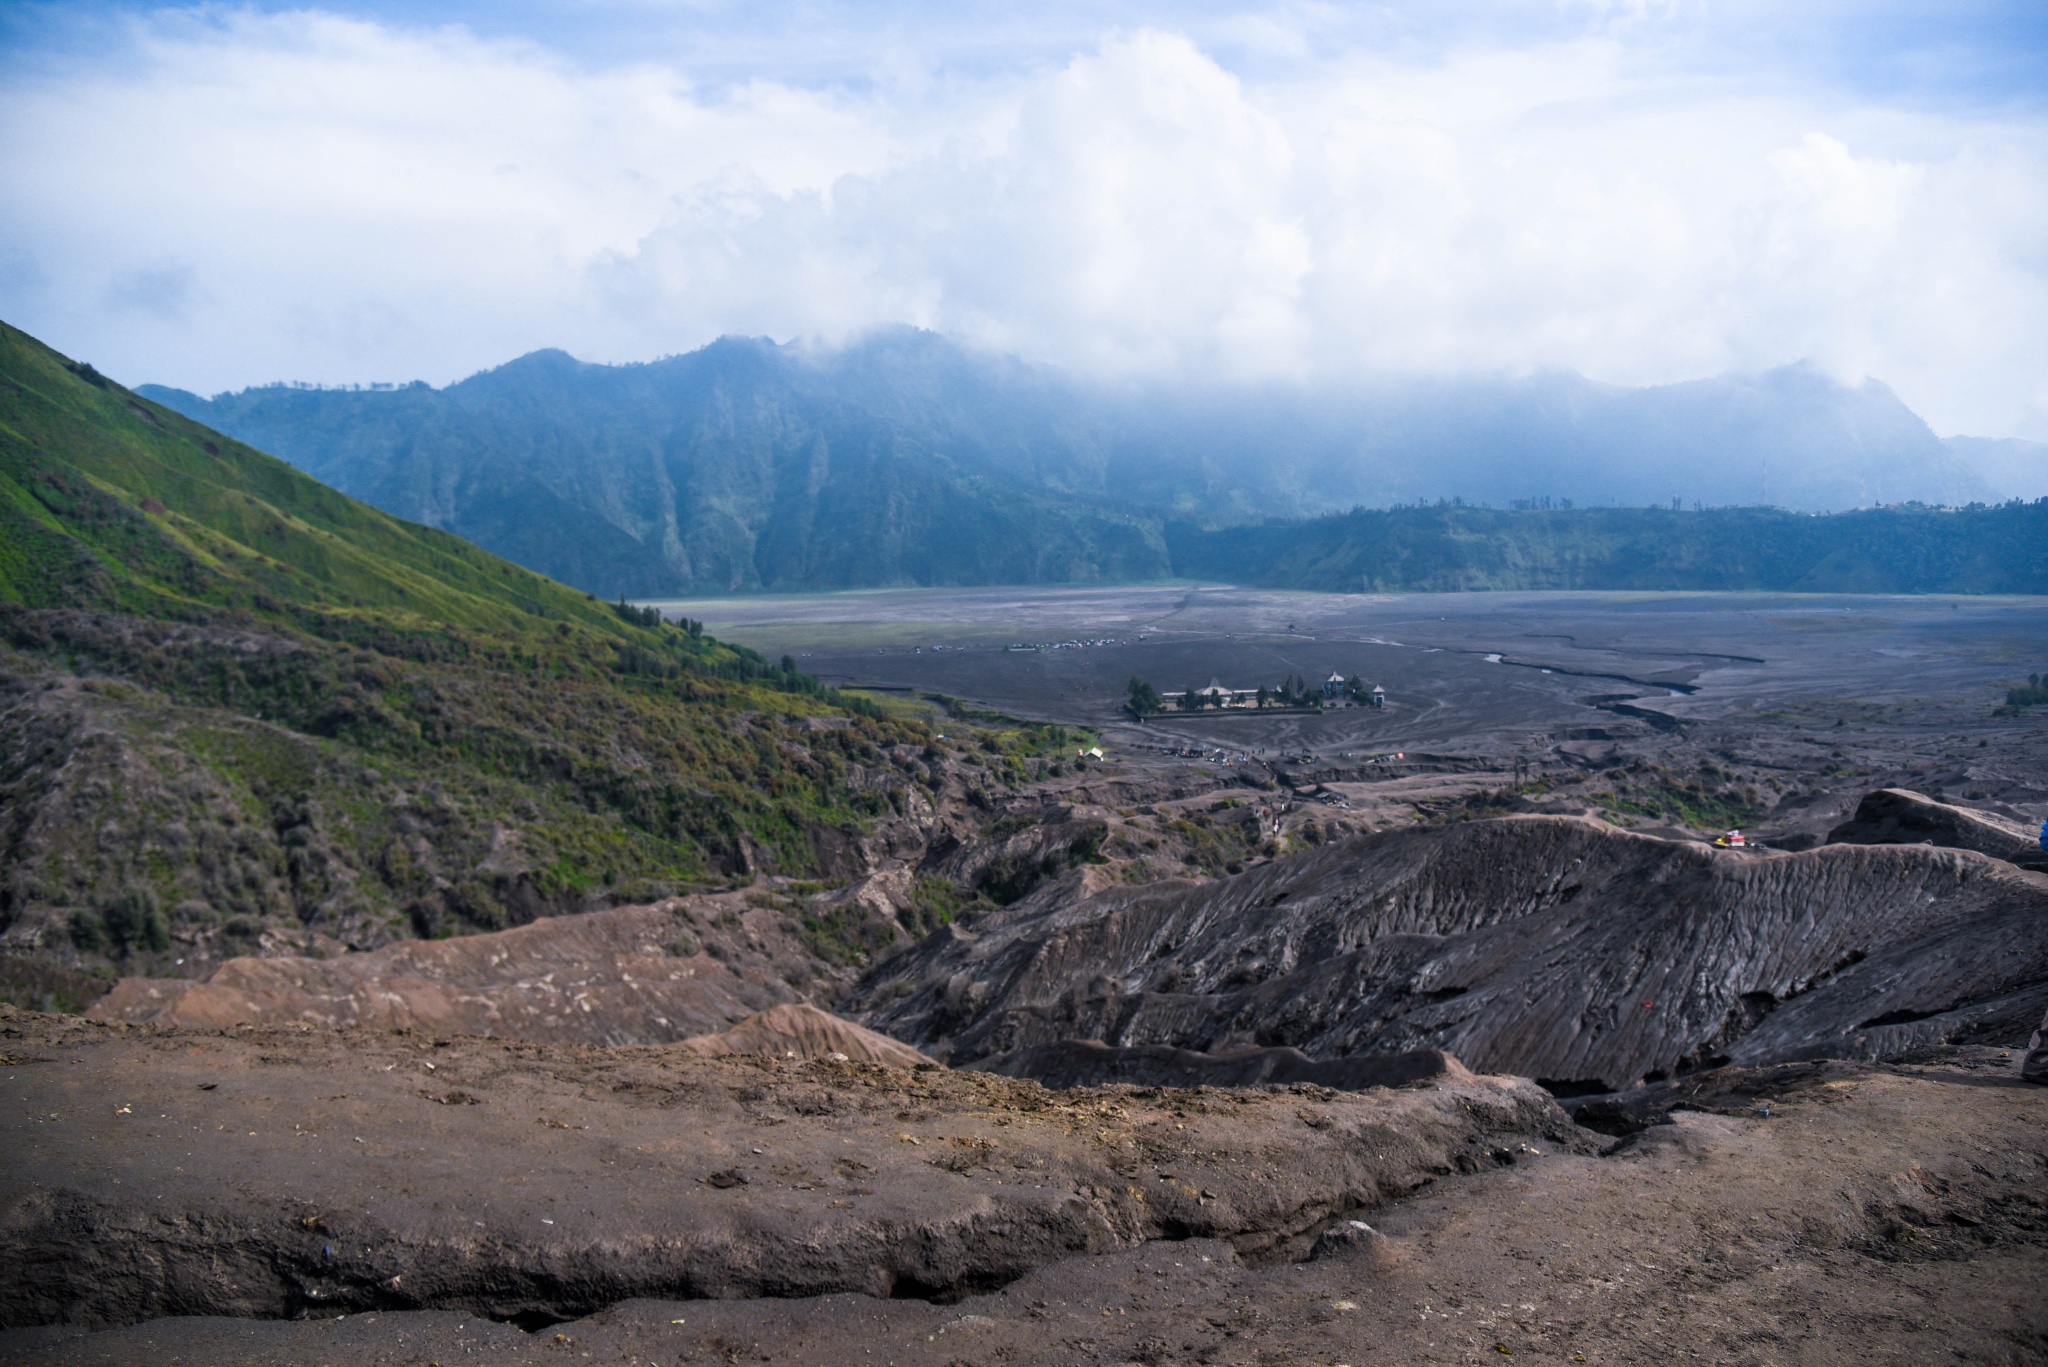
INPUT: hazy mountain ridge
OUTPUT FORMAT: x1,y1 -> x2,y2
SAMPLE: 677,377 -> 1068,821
146,336 -> 1170,596
1944,435 -> 2048,502
144,329 -> 2012,596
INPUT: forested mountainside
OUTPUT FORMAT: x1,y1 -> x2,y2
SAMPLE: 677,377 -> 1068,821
144,329 -> 2000,597
144,335 -> 1170,597
0,321 -> 953,1007
1167,502 -> 2048,595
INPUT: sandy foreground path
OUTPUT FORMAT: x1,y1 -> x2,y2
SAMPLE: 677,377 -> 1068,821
0,1009 -> 2041,1365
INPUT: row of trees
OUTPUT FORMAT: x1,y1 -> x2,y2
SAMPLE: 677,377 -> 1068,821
612,595 -> 704,637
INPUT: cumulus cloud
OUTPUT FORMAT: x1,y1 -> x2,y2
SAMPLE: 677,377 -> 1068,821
1,4 -> 2043,437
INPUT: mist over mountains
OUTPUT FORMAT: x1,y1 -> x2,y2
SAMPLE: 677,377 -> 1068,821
143,330 -> 2021,597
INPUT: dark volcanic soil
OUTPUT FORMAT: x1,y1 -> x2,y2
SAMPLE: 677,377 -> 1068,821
5,1034 -> 2042,1366
669,586 -> 2048,855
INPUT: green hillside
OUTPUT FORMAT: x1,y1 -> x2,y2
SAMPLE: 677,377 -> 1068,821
1,324 -> 661,633
0,321 -> 934,1007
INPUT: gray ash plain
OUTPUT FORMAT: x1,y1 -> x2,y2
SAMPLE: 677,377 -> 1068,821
664,586 -> 2048,843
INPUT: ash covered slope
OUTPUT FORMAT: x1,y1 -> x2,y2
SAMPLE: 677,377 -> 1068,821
1828,787 -> 2044,865
83,900 -> 797,1044
858,816 -> 2048,1091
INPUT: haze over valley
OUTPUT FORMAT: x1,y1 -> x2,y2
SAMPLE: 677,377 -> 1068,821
144,331 -> 2040,596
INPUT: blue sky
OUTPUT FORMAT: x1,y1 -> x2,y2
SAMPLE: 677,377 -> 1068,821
2,1 -> 2045,437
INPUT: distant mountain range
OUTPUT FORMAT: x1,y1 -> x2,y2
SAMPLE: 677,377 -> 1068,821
141,329 -> 2034,596
143,336 -> 1170,596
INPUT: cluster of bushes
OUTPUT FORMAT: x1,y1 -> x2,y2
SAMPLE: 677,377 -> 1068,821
2007,673 -> 2048,708
0,956 -> 113,1014
1584,764 -> 1763,831
1125,677 -> 1163,717
69,888 -> 170,956
1164,808 -> 1265,875
902,877 -> 993,938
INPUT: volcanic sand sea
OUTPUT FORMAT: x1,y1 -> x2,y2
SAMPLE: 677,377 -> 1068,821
651,585 -> 2048,751
653,587 -> 2048,841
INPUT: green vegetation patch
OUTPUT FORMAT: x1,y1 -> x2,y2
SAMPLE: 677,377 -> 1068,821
1162,809 -> 1262,876
1168,500 -> 2048,596
2002,672 -> 2048,711
0,956 -> 115,1014
903,877 -> 994,939
1582,764 -> 1765,832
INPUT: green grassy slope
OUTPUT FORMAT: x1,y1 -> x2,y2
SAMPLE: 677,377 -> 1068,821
0,322 -> 654,634
0,322 -> 934,1006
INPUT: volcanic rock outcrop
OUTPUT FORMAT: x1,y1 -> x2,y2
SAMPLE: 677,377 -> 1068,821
1827,787 -> 2045,868
677,1003 -> 930,1066
8,1043 -> 2042,1367
857,814 -> 2048,1091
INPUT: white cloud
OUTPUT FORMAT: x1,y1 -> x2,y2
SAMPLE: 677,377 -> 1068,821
1,5 -> 2044,438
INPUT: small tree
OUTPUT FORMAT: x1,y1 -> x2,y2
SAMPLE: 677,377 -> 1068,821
1126,677 -> 1163,717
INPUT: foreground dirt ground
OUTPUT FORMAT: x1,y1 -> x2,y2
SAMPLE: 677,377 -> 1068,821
2,1011 -> 2043,1365
0,1007 -> 1584,1325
